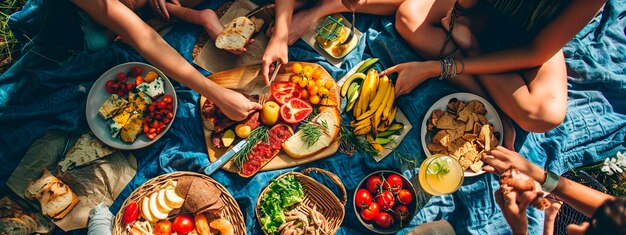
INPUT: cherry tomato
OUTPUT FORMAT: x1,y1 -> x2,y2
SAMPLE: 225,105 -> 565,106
162,95 -> 173,104
116,72 -> 128,83
324,79 -> 334,90
154,220 -> 173,235
374,212 -> 395,228
121,201 -> 139,224
312,68 -> 323,80
360,201 -> 380,222
172,214 -> 194,234
365,175 -> 383,194
292,63 -> 303,74
279,98 -> 313,124
375,191 -> 396,211
156,101 -> 167,109
135,76 -> 144,86
394,205 -> 410,222
105,80 -> 115,94
309,95 -> 321,105
397,189 -> 413,205
386,174 -> 404,193
126,83 -> 134,91
129,66 -> 142,77
355,189 -> 372,209
147,132 -> 157,140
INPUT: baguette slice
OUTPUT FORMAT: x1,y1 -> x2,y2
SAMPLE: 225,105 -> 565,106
215,16 -> 255,50
25,169 -> 56,199
238,124 -> 293,178
282,108 -> 341,159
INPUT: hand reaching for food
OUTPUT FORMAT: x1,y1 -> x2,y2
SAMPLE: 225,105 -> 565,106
262,38 -> 288,84
381,61 -> 438,97
482,146 -> 543,180
214,89 -> 262,121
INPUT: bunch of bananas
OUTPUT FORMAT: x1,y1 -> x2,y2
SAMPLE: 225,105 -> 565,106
341,58 -> 404,152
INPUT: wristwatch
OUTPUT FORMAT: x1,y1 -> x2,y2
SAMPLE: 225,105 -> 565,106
541,170 -> 559,193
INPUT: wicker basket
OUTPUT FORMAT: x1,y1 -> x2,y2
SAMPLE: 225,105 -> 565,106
113,172 -> 246,235
255,168 -> 347,235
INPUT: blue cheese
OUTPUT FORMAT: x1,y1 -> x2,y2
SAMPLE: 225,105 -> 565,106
107,111 -> 131,138
137,77 -> 165,99
120,113 -> 144,143
98,94 -> 128,119
125,92 -> 152,113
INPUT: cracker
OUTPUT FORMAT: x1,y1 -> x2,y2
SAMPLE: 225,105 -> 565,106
458,156 -> 474,170
436,112 -> 457,130
469,160 -> 484,173
467,100 -> 487,115
462,134 -> 477,141
427,143 -> 447,153
457,106 -> 472,122
431,110 -> 445,126
479,124 -> 492,151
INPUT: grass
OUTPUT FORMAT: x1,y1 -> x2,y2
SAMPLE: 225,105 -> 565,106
0,0 -> 28,74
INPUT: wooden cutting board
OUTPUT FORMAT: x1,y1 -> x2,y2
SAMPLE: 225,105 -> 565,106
200,62 -> 341,173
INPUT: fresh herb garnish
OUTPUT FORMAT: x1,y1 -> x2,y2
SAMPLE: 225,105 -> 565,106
300,121 -> 328,148
339,121 -> 378,156
233,126 -> 269,168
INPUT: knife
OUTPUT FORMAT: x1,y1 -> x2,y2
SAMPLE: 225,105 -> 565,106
245,4 -> 275,18
202,139 -> 248,176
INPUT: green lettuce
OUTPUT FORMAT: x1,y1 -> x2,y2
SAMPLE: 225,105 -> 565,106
259,175 -> 304,234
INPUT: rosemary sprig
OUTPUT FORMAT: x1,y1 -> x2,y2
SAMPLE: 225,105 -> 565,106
339,121 -> 378,157
233,126 -> 269,168
299,121 -> 328,148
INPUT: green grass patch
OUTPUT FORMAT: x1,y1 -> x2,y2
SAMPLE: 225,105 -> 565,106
1,0 -> 28,73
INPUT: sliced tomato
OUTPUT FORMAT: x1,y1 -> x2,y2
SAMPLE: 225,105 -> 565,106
279,98 -> 313,124
271,81 -> 302,105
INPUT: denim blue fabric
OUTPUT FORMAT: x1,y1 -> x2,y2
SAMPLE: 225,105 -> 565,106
1,0 -> 625,234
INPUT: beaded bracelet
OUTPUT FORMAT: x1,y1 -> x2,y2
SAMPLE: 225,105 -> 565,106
438,57 -> 458,80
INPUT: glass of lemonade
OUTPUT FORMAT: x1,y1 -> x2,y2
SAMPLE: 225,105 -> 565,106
418,154 -> 464,195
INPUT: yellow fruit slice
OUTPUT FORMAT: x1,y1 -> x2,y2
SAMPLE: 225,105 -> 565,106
156,189 -> 173,214
140,196 -> 157,223
165,188 -> 184,209
149,192 -> 168,220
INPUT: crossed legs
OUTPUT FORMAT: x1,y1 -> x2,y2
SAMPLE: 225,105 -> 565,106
395,0 -> 567,133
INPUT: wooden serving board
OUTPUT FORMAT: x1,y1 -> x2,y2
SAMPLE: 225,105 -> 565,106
200,62 -> 341,173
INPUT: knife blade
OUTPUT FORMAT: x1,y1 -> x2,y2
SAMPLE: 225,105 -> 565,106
245,4 -> 274,18
202,139 -> 248,176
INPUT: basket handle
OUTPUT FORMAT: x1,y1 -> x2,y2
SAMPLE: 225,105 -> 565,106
301,167 -> 347,205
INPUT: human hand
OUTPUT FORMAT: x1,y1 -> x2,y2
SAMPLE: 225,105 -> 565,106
495,187 -> 536,235
262,38 -> 288,84
149,0 -> 180,20
225,39 -> 256,55
214,88 -> 263,121
380,61 -> 438,97
482,147 -> 543,180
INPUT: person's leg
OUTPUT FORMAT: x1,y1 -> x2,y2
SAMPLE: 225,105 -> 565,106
287,0 -> 405,45
474,51 -> 568,132
164,4 -> 223,40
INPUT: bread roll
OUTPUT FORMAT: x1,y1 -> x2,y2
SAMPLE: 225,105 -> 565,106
215,16 -> 255,50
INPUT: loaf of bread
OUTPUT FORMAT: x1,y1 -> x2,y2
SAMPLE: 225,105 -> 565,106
215,16 -> 256,50
26,170 -> 79,219
0,196 -> 55,234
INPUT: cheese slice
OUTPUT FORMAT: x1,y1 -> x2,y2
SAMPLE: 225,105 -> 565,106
107,111 -> 131,139
137,77 -> 165,99
98,94 -> 128,119
120,113 -> 143,143
124,92 -> 152,114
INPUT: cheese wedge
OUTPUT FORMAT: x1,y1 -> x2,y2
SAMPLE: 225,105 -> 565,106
120,113 -> 143,143
136,77 -> 165,99
98,94 -> 128,119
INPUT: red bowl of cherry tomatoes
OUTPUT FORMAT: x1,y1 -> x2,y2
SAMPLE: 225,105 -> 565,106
354,170 -> 417,234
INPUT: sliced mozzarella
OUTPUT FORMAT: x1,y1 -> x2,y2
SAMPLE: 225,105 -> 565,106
164,188 -> 184,209
140,196 -> 157,223
149,192 -> 168,220
156,189 -> 173,214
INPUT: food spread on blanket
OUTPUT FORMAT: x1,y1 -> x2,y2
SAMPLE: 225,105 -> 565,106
259,175 -> 328,235
426,99 -> 499,173
201,63 -> 341,177
122,176 -> 234,235
97,66 -> 175,143
354,172 -> 415,231
341,58 -> 404,153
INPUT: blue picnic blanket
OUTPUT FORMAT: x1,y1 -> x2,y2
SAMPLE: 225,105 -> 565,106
2,0 -> 625,234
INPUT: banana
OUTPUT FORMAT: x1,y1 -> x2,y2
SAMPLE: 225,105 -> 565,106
368,75 -> 389,110
360,69 -> 374,104
353,124 -> 371,136
353,93 -> 362,117
350,118 -> 370,128
375,137 -> 392,145
388,122 -> 404,131
372,79 -> 392,128
345,89 -> 359,112
369,70 -> 379,102
341,73 -> 366,97
366,134 -> 384,152
347,81 -> 361,100
370,116 -> 378,137
386,106 -> 398,126
356,58 -> 380,74
377,121 -> 391,132
382,83 -> 396,121
377,129 -> 398,138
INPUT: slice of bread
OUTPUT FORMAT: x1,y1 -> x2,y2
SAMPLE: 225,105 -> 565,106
0,218 -> 32,235
25,169 -> 56,199
215,17 -> 255,50
282,108 -> 341,159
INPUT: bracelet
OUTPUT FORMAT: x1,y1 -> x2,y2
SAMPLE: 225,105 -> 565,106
454,1 -> 476,16
541,170 -> 559,193
438,57 -> 458,80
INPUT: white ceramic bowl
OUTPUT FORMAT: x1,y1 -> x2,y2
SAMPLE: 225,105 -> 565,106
86,62 -> 177,150
420,93 -> 503,177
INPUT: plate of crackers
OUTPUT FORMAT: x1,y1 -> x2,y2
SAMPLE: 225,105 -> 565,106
421,93 -> 503,177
